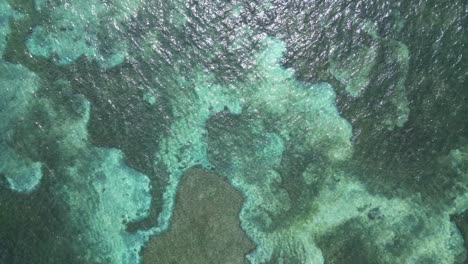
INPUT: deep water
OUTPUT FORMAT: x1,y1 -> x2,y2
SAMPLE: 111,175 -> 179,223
0,0 -> 467,263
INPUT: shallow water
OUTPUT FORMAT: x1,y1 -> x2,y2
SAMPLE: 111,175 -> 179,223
0,0 -> 467,263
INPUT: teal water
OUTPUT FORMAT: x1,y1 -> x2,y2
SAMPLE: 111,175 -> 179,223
0,0 -> 467,263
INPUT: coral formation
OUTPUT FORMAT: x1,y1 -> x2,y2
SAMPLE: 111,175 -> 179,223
0,62 -> 42,192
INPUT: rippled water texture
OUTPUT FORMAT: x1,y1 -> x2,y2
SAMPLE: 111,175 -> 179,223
0,0 -> 467,263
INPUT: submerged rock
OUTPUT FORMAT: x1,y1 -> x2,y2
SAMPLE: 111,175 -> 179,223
142,167 -> 254,264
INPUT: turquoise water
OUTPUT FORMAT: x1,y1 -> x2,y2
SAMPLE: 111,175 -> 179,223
0,0 -> 467,263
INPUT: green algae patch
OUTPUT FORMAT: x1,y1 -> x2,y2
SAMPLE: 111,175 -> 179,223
141,167 -> 254,264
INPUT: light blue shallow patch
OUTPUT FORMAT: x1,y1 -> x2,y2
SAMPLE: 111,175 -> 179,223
31,93 -> 155,264
0,1 -> 19,55
146,37 -> 354,263
61,147 -> 153,264
0,62 -> 43,192
0,148 -> 42,192
153,67 -> 243,233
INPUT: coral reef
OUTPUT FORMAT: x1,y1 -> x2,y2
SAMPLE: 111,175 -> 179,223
0,0 -> 466,263
0,62 -> 42,192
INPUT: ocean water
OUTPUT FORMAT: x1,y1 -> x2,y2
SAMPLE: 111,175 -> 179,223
0,0 -> 466,263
